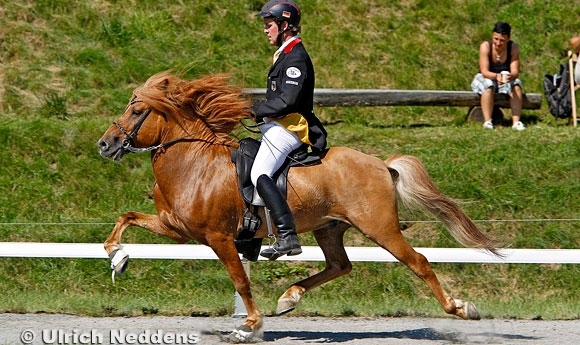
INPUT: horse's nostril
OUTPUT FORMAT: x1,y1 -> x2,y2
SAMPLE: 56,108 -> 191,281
98,139 -> 108,151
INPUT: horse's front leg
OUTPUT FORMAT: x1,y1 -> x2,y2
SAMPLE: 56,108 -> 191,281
104,211 -> 188,275
207,233 -> 263,343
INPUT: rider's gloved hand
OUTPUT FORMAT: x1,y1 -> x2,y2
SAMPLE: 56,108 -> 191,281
251,106 -> 265,125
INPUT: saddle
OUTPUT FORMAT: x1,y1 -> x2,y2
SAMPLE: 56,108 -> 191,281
230,137 -> 324,260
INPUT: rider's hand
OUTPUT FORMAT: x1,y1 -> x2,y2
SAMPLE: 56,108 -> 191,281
251,107 -> 265,125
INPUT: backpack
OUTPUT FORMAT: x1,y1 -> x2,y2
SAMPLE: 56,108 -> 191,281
543,62 -> 572,119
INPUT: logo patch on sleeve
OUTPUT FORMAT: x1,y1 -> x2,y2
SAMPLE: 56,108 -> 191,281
286,67 -> 301,78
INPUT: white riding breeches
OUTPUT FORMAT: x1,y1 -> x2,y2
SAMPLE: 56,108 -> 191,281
250,120 -> 303,187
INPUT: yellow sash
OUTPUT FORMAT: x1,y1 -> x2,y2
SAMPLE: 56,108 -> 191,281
272,113 -> 312,145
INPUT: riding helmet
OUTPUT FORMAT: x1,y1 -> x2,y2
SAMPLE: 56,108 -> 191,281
257,0 -> 301,29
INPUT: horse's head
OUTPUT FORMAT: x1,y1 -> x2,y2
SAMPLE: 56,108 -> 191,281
98,73 -> 177,161
97,96 -> 162,161
98,71 -> 253,161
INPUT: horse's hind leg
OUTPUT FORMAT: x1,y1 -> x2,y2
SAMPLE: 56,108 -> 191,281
104,211 -> 188,274
276,223 -> 352,315
368,223 -> 480,320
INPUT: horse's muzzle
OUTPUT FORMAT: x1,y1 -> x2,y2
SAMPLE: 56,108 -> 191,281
97,138 -> 125,161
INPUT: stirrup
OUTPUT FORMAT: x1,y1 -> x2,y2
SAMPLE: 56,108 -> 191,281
260,240 -> 302,261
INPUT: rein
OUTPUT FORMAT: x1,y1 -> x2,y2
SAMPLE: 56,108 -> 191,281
240,120 -> 262,134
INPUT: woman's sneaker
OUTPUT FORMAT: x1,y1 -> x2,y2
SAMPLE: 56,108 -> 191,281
512,121 -> 525,131
482,120 -> 494,129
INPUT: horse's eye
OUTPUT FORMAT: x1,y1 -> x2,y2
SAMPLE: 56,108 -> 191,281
132,108 -> 142,116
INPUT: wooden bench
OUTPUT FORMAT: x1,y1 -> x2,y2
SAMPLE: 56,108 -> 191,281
243,89 -> 542,122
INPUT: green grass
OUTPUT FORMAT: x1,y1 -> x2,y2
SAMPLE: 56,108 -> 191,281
1,0 -> 580,320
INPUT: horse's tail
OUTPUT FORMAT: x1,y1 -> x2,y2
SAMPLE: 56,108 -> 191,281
385,154 -> 501,256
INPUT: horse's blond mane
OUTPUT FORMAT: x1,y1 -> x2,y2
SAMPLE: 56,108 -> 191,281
134,71 -> 253,140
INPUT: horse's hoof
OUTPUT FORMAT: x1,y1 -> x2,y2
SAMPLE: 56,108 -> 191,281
463,301 -> 481,320
109,249 -> 129,275
454,299 -> 481,320
221,324 -> 263,343
276,301 -> 296,316
276,286 -> 305,315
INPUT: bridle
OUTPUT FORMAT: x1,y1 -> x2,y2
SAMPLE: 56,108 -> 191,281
113,98 -> 193,154
113,99 -> 153,153
112,98 -> 236,155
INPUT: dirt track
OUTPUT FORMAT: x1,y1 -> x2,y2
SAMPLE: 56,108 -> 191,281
0,313 -> 577,345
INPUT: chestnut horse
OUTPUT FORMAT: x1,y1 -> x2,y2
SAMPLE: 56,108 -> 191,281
97,71 -> 499,342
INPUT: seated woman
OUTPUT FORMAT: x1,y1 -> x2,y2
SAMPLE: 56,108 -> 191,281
471,22 -> 525,130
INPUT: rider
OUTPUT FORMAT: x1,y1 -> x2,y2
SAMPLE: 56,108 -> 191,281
251,0 -> 327,260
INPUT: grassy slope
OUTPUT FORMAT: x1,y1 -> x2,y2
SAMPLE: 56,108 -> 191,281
0,0 -> 579,319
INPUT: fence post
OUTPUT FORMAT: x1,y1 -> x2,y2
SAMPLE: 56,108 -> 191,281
232,257 -> 250,317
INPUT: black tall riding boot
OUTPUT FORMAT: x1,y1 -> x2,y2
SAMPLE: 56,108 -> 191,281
256,174 -> 302,260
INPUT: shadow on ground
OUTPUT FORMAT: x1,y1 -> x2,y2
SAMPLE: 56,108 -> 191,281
210,326 -> 539,343
257,327 -> 540,343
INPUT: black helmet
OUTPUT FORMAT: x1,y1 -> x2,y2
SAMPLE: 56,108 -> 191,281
257,0 -> 301,30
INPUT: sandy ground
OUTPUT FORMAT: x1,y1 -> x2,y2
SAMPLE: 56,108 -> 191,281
0,313 -> 578,345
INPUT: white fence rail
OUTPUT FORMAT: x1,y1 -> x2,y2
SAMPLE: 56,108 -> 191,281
3,242 -> 579,316
1,242 -> 580,264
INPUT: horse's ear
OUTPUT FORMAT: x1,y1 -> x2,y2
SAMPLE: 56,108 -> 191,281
157,78 -> 170,91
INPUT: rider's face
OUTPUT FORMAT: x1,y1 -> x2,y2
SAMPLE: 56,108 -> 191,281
263,18 -> 279,46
